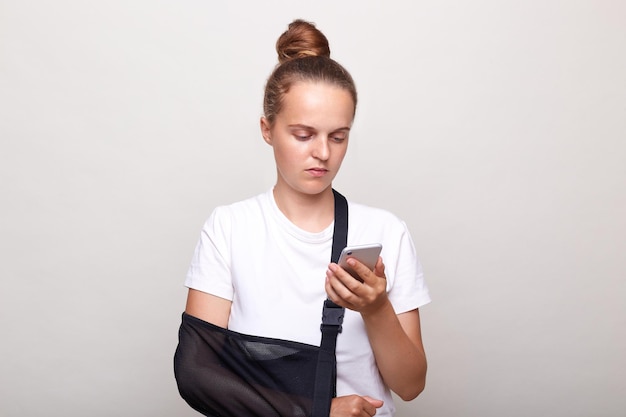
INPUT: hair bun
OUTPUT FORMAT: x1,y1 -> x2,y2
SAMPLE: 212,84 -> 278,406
276,19 -> 331,64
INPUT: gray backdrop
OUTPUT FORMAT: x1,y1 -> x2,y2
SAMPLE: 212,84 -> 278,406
1,1 -> 624,416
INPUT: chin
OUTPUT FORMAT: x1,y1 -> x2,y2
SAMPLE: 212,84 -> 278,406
297,183 -> 333,196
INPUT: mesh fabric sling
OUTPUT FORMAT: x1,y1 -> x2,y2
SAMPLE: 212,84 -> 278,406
174,190 -> 348,417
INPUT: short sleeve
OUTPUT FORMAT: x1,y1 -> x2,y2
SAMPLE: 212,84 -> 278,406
386,222 -> 431,314
184,206 -> 234,301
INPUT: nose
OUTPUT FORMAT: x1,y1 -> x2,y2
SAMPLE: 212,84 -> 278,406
312,137 -> 330,161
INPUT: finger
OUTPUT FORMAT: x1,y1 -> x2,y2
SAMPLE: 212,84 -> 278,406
360,397 -> 382,416
346,258 -> 375,284
361,396 -> 384,416
362,395 -> 384,408
374,257 -> 386,279
325,270 -> 349,306
325,268 -> 358,310
328,263 -> 363,292
324,273 -> 341,303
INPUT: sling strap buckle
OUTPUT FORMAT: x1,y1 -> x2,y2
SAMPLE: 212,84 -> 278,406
321,299 -> 344,333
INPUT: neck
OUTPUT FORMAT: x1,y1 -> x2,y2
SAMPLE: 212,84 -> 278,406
272,186 -> 335,233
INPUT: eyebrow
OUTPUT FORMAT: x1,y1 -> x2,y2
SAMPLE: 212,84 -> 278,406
288,124 -> 351,132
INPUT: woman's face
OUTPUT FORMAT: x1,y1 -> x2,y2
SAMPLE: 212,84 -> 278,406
261,81 -> 355,198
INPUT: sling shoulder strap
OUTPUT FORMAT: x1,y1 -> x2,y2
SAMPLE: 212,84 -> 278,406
311,189 -> 348,417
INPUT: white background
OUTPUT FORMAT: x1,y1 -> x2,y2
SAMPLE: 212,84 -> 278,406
1,1 -> 625,416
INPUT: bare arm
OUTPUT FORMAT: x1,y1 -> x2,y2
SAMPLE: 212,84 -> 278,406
362,305 -> 426,400
326,258 -> 427,400
185,288 -> 232,328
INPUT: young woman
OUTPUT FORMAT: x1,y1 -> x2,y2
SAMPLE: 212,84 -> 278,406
183,19 -> 430,417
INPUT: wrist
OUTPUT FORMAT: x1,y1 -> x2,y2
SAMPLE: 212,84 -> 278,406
360,296 -> 393,320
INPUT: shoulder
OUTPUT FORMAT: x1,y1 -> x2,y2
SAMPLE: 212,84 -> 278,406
344,197 -> 416,253
201,190 -> 271,236
348,200 -> 401,221
207,190 -> 270,221
347,199 -> 409,233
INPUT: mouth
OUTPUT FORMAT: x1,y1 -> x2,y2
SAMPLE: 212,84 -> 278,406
306,168 -> 329,177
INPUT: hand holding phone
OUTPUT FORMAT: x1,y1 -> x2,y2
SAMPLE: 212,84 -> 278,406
337,243 -> 382,281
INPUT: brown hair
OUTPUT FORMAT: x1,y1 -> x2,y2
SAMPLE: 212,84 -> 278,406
263,19 -> 357,125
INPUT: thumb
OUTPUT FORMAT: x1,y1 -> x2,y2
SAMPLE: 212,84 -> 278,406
362,396 -> 384,408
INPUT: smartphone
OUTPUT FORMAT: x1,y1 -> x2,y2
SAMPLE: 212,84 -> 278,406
337,243 -> 383,281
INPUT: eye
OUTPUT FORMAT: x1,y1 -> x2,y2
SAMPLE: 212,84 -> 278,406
292,129 -> 313,141
331,134 -> 347,143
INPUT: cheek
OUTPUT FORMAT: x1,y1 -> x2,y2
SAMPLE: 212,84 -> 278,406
273,143 -> 301,167
277,140 -> 307,157
332,145 -> 348,163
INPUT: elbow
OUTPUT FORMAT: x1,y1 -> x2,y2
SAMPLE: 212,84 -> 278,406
396,362 -> 427,401
396,380 -> 426,402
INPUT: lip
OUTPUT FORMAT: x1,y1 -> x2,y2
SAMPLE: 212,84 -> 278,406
306,168 -> 328,177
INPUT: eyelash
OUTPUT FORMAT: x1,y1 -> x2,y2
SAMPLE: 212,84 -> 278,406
294,134 -> 346,143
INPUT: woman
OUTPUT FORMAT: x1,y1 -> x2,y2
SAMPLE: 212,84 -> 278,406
183,19 -> 430,417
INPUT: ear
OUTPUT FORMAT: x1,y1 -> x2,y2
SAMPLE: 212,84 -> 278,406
260,117 -> 272,145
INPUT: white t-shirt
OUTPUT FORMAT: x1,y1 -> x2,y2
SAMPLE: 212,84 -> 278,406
185,189 -> 431,416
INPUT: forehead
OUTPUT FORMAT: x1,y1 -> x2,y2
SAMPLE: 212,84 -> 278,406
277,81 -> 355,129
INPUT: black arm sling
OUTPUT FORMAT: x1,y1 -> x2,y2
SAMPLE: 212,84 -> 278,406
174,189 -> 348,417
